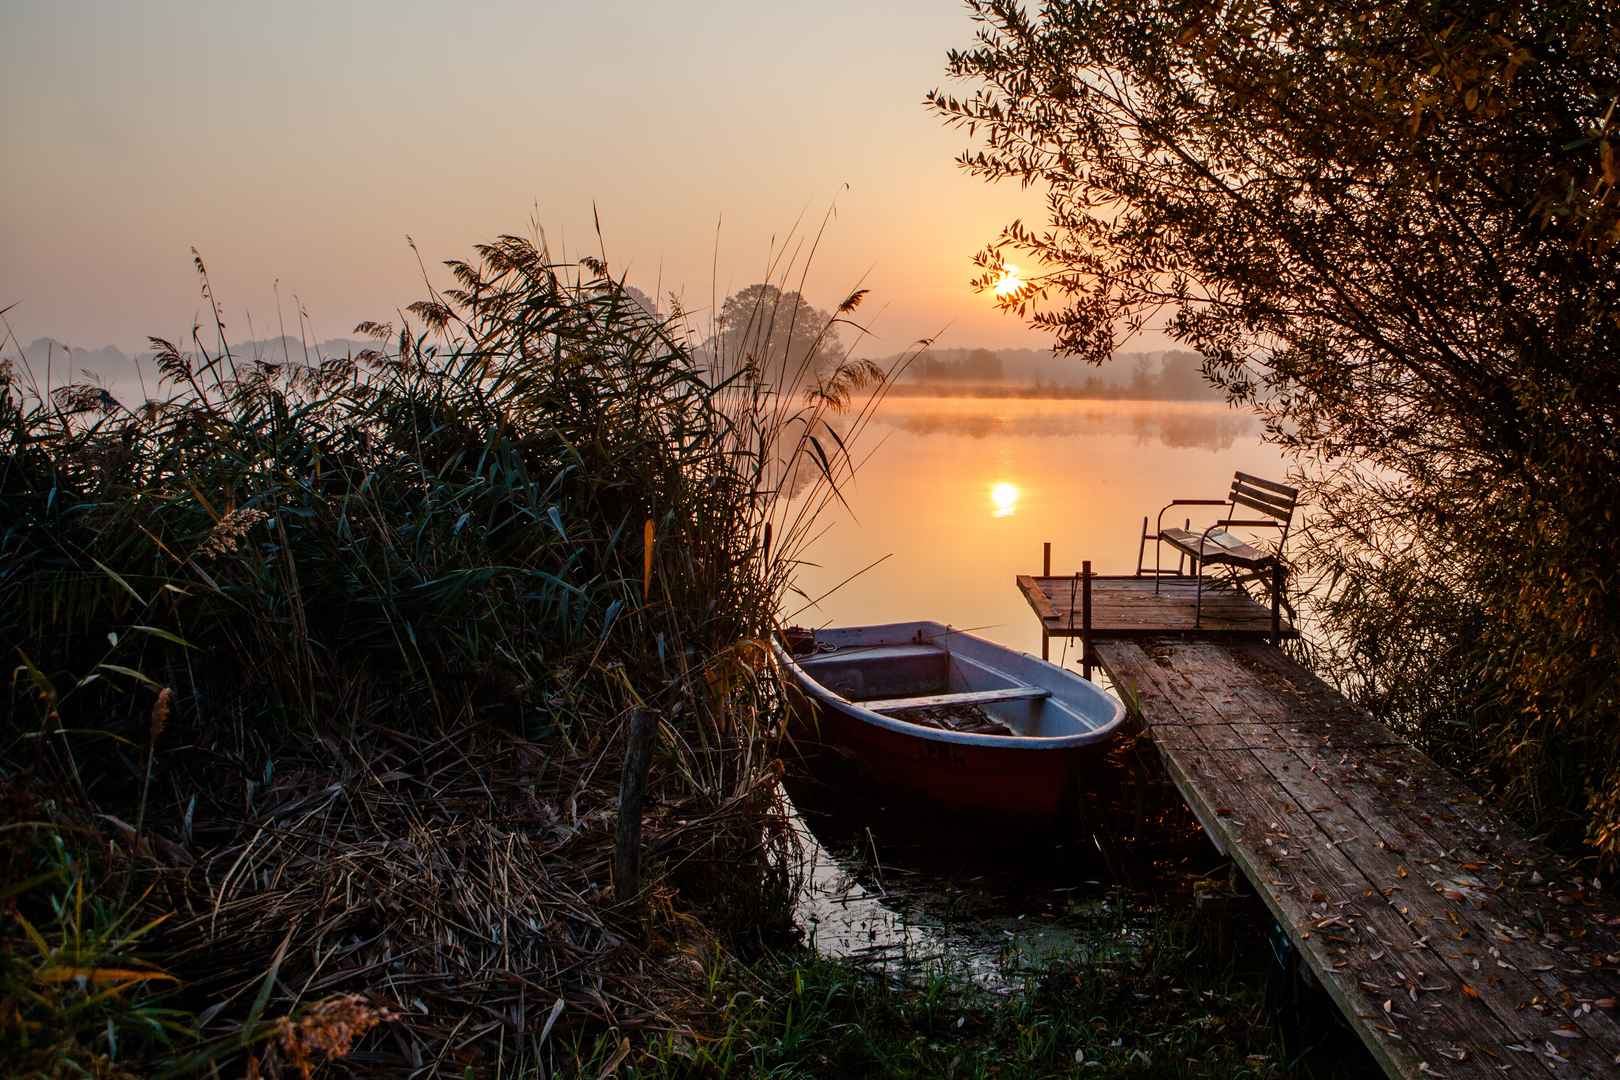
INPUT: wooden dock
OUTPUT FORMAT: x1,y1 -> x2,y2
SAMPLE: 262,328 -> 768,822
1018,573 -> 1294,644
1096,637 -> 1620,1080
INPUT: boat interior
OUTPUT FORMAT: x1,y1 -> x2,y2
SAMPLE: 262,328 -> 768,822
793,639 -> 1104,738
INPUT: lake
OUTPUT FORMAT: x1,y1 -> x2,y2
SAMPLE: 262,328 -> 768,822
787,395 -> 1287,660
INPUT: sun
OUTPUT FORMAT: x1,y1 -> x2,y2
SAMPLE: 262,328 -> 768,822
990,481 -> 1020,518
993,264 -> 1026,298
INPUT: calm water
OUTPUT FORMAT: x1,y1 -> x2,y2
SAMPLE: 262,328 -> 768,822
783,395 -> 1284,978
788,395 -> 1286,659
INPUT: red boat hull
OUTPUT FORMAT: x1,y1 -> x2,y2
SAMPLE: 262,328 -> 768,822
786,688 -> 1105,820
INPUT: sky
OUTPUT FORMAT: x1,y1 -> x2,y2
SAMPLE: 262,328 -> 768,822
1,0 -> 1101,358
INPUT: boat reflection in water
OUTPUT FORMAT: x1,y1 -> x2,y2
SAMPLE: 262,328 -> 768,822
781,727 -> 1226,987
781,767 -> 1123,988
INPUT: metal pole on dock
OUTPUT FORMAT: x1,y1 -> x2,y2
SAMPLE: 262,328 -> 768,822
1271,562 -> 1284,645
1081,560 -> 1093,680
1041,542 -> 1052,660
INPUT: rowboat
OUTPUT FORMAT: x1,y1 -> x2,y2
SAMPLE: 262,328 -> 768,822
774,621 -> 1126,820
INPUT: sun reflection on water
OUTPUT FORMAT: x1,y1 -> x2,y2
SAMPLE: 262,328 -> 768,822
990,481 -> 1020,518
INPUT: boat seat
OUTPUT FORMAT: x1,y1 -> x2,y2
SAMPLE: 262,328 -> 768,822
796,644 -> 946,667
860,686 -> 1049,712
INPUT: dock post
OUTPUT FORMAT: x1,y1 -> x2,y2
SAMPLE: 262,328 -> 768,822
1081,560 -> 1093,680
1270,562 -> 1284,645
1042,542 -> 1053,660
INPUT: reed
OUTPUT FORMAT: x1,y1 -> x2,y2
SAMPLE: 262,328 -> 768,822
0,231 -> 912,1074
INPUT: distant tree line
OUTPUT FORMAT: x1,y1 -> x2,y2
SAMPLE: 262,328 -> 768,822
906,347 -> 1223,401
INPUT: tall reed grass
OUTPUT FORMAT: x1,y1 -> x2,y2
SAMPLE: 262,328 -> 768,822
0,232 -> 912,1074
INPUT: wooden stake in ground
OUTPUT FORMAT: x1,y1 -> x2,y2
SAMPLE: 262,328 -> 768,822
614,709 -> 657,908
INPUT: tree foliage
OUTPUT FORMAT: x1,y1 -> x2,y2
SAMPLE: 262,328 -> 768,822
930,1 -> 1620,855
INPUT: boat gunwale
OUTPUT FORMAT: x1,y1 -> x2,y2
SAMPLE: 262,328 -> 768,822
773,622 -> 1125,751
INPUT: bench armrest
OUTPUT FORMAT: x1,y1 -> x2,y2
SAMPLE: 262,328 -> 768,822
1156,499 -> 1228,534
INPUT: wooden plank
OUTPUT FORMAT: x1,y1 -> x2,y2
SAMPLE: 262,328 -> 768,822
1285,740 -> 1620,1052
1190,748 -> 1532,1079
1015,574 -> 1060,621
861,686 -> 1048,712
1243,744 -> 1620,1076
797,643 -> 947,666
1096,641 -> 1520,1079
1233,470 -> 1299,499
1023,575 -> 1293,639
1231,487 -> 1296,520
1139,640 -> 1620,1075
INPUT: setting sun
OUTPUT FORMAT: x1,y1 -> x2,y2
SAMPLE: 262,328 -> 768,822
993,264 -> 1026,298
990,481 -> 1021,517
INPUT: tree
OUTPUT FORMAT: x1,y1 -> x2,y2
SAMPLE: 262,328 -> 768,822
963,347 -> 1004,380
930,2 -> 1620,855
712,283 -> 842,394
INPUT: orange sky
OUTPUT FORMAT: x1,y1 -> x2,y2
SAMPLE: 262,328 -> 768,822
1,1 -> 1152,359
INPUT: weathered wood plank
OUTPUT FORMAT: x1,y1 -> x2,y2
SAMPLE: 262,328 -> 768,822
1192,748 -> 1529,1079
1287,740 -> 1620,1053
1093,639 -> 1620,1078
1230,485 -> 1297,520
1018,574 -> 1293,639
1099,641 -> 1522,1078
1233,471 -> 1299,499
1015,575 -> 1060,621
1242,744 -> 1620,1076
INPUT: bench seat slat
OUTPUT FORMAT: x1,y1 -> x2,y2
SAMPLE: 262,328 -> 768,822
1161,528 -> 1271,565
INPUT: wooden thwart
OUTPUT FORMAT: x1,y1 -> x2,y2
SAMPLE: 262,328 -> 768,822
861,685 -> 1049,712
1095,637 -> 1620,1080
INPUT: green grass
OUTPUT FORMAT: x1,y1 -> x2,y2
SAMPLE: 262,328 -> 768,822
1,824 -> 189,1078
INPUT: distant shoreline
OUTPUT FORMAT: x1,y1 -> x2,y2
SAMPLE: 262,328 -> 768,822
885,380 -> 1227,403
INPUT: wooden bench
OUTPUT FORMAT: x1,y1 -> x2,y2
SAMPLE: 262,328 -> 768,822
1136,471 -> 1298,627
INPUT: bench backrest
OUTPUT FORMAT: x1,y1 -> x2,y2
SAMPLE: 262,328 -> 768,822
1228,472 -> 1298,540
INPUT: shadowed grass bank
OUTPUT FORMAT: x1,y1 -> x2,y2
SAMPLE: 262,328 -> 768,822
576,894 -> 1366,1080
